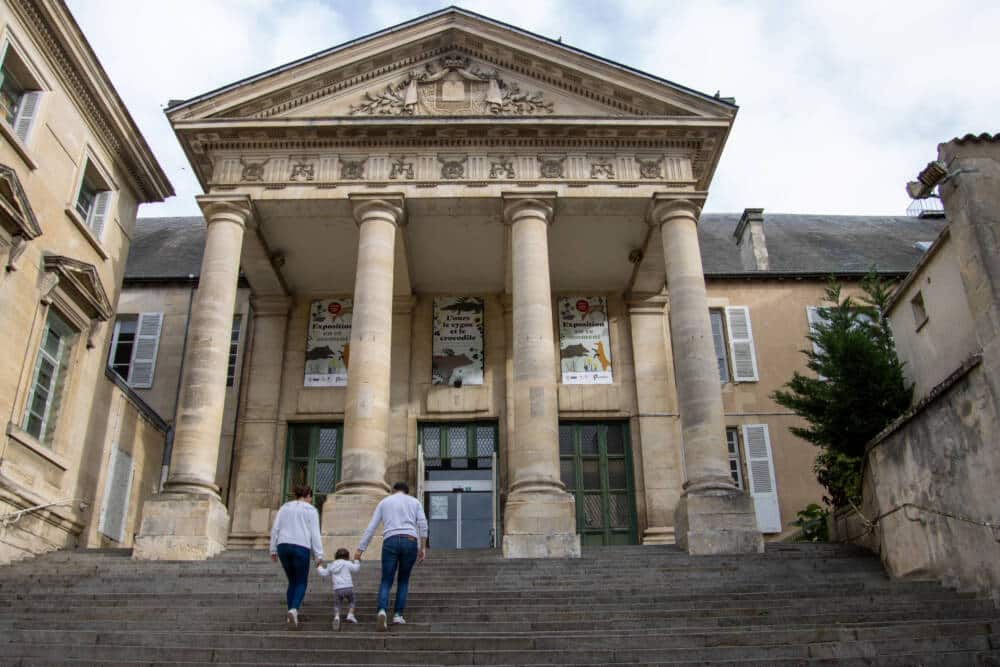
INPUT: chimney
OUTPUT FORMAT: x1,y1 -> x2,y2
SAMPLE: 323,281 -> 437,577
734,207 -> 769,270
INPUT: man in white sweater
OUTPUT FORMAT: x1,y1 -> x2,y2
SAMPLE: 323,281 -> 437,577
354,482 -> 428,631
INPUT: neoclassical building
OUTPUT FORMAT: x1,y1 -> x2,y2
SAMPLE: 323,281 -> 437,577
125,8 -> 944,560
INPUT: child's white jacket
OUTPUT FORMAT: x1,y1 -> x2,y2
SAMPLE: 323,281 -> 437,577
317,559 -> 360,590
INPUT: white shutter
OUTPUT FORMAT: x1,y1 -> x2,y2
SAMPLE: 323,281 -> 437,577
725,306 -> 759,381
99,445 -> 134,542
13,90 -> 40,143
88,190 -> 111,240
806,307 -> 824,355
128,312 -> 162,389
742,424 -> 781,533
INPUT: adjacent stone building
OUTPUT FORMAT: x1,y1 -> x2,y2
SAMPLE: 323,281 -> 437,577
0,0 -> 171,562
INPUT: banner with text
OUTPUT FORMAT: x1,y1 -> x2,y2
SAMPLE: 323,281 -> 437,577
432,297 -> 484,386
304,298 -> 352,387
559,296 -> 613,384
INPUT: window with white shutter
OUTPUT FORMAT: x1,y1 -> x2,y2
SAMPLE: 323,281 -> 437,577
725,306 -> 759,382
742,424 -> 781,533
128,312 -> 163,389
806,306 -> 826,356
98,445 -> 134,543
74,160 -> 114,241
0,40 -> 43,144
12,90 -> 40,143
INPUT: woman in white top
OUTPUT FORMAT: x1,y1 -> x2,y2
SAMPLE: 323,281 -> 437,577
270,485 -> 324,628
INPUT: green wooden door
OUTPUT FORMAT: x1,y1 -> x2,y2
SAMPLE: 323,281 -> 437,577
283,423 -> 343,512
559,421 -> 637,545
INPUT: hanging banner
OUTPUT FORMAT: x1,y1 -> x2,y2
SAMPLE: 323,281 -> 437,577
432,296 -> 484,386
558,296 -> 613,384
304,298 -> 352,387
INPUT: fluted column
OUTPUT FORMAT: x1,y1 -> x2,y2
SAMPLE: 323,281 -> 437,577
649,194 -> 763,554
501,194 -> 580,558
322,195 -> 403,554
134,196 -> 250,560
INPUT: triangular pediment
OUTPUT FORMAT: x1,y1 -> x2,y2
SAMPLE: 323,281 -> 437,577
0,163 -> 42,239
168,9 -> 736,123
43,255 -> 113,321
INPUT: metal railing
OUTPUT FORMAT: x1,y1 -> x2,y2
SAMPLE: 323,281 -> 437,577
843,500 -> 1000,543
0,498 -> 88,533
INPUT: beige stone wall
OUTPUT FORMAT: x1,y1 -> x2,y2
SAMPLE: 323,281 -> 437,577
116,284 -> 251,498
886,231 -> 978,401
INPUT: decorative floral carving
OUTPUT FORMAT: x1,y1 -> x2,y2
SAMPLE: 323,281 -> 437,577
638,158 -> 663,179
389,159 -> 414,180
538,157 -> 565,179
340,160 -> 365,180
489,160 -> 515,179
350,54 -> 553,116
440,159 -> 466,180
591,160 -> 615,179
240,158 -> 269,182
289,160 -> 315,182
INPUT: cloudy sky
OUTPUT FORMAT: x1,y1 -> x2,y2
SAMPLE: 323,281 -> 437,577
66,0 -> 997,218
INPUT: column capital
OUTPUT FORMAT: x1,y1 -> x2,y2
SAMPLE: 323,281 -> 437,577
349,193 -> 405,227
502,192 -> 556,226
197,195 -> 253,228
647,193 -> 707,227
251,295 -> 292,318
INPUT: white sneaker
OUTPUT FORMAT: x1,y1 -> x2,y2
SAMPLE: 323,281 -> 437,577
287,608 -> 299,629
346,613 -> 358,624
392,614 -> 406,625
332,614 -> 341,631
376,609 -> 387,632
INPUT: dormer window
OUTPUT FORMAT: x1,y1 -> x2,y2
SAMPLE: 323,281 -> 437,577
0,39 -> 42,144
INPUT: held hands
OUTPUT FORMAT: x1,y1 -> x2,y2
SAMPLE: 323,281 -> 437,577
270,554 -> 277,563
353,550 -> 363,561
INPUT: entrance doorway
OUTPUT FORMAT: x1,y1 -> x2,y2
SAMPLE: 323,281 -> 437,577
559,421 -> 638,545
418,422 -> 497,549
283,423 -> 342,512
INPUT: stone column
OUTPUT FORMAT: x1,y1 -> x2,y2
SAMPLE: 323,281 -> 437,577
626,293 -> 683,545
649,194 -> 762,555
227,295 -> 290,548
501,194 -> 580,558
322,195 -> 403,553
134,196 -> 250,560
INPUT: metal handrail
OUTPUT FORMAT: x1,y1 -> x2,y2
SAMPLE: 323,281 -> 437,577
0,498 -> 88,531
843,500 -> 1000,543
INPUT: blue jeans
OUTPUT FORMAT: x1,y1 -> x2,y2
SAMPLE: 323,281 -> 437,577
377,535 -> 419,615
277,543 -> 311,611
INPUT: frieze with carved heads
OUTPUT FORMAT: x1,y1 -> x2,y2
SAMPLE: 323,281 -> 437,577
439,156 -> 467,180
538,156 -> 565,179
638,158 -> 663,179
240,157 -> 269,182
389,158 -> 414,180
591,159 -> 615,179
289,159 -> 316,182
341,159 -> 366,180
350,54 -> 554,117
490,160 -> 515,179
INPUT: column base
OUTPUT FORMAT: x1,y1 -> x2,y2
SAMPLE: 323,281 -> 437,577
133,493 -> 229,561
642,526 -> 676,545
674,492 -> 764,555
502,491 -> 581,558
321,492 -> 387,558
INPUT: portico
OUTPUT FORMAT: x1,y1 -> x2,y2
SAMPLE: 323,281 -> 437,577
133,7 -> 762,559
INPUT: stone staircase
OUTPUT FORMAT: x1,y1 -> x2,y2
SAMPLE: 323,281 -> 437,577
0,543 -> 998,665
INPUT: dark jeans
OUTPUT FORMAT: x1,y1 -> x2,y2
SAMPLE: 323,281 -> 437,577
277,543 -> 311,611
377,535 -> 418,615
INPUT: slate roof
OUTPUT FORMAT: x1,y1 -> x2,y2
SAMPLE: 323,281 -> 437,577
125,213 -> 947,283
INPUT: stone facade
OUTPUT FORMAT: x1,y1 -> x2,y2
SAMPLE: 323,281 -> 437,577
0,0 -> 171,563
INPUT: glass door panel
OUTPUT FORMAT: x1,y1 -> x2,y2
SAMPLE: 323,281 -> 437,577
284,423 -> 343,513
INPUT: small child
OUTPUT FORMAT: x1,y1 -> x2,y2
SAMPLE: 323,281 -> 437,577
317,548 -> 360,630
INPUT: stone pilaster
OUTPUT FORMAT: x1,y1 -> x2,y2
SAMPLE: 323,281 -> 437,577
501,194 -> 580,559
649,194 -> 762,555
227,295 -> 290,547
322,195 -> 404,553
626,293 -> 683,545
134,196 -> 251,560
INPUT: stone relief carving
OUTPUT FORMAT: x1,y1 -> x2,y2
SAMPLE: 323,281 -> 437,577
5,235 -> 27,272
637,158 -> 663,179
39,272 -> 60,305
86,318 -> 102,350
289,160 -> 315,182
489,160 -> 515,179
340,159 -> 366,180
240,158 -> 269,182
350,54 -> 554,117
538,157 -> 565,179
591,160 -> 615,179
389,159 -> 414,180
440,158 -> 466,180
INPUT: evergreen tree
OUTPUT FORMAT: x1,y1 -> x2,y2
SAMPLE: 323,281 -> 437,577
773,272 -> 913,508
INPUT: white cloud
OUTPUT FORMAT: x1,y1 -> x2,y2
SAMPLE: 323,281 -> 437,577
66,0 -> 999,217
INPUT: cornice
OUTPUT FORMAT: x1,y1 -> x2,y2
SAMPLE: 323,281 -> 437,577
9,0 -> 173,202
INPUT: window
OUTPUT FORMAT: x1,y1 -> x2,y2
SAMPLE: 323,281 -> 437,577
911,292 -> 928,330
227,316 -> 241,387
0,40 -> 41,143
710,306 -> 759,383
74,159 -> 112,239
726,428 -> 743,490
107,313 -> 162,389
23,310 -> 75,444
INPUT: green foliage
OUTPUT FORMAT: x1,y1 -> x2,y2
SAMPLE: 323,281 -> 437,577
773,271 -> 913,508
790,503 -> 830,542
